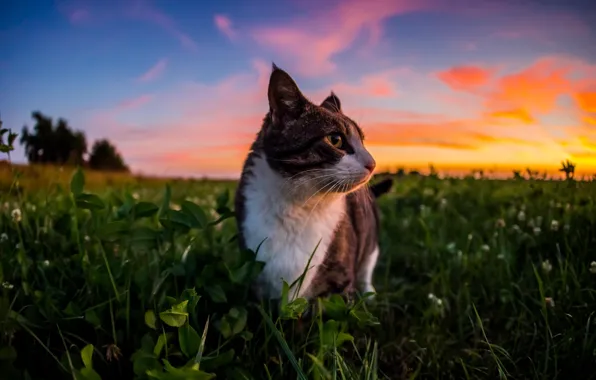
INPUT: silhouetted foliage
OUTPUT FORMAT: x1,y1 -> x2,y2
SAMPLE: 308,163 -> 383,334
20,111 -> 86,165
560,159 -> 576,181
20,111 -> 129,171
88,139 -> 129,172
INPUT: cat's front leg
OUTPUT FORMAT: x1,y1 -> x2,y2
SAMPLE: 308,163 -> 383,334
356,245 -> 380,299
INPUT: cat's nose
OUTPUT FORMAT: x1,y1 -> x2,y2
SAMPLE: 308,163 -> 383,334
364,160 -> 376,173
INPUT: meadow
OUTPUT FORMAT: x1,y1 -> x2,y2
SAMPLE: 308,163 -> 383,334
1,163 -> 595,380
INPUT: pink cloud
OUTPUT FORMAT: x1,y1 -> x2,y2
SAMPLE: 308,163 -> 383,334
491,11 -> 590,44
57,0 -> 197,52
125,3 -> 198,52
137,58 -> 168,83
214,14 -> 237,41
250,0 -> 431,77
69,9 -> 90,24
117,94 -> 154,110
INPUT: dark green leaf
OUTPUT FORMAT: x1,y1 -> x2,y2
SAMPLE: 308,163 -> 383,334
159,209 -> 194,231
70,168 -> 85,195
85,310 -> 101,328
181,201 -> 209,228
75,193 -> 105,210
145,310 -> 157,330
97,221 -> 130,241
178,324 -> 200,358
216,190 -> 229,213
205,284 -> 227,303
158,184 -> 171,219
132,202 -> 159,219
129,227 -> 161,249
201,349 -> 235,371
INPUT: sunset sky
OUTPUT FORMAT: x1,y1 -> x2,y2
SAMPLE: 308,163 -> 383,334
2,0 -> 596,178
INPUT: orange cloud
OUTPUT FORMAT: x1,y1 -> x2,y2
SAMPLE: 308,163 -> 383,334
214,14 -> 237,41
574,92 -> 596,113
363,120 -> 541,150
437,66 -> 494,91
250,0 -> 430,76
84,55 -> 596,177
137,58 -> 168,83
486,109 -> 535,124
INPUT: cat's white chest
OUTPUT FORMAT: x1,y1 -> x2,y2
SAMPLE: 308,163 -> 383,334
241,155 -> 345,299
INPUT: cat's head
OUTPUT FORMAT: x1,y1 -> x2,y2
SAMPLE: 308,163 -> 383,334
260,64 -> 376,198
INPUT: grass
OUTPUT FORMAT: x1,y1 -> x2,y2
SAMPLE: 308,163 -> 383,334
1,162 -> 595,379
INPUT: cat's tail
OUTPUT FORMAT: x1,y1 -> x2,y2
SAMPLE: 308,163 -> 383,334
370,178 -> 393,198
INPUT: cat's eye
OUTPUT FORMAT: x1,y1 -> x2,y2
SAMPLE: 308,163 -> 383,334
325,133 -> 344,149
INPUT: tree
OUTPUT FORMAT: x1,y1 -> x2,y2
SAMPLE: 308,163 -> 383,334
88,139 -> 129,172
20,111 -> 87,165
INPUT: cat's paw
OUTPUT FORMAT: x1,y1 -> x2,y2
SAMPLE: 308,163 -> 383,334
361,284 -> 377,302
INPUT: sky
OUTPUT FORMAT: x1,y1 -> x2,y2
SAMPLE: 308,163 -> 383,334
1,0 -> 596,178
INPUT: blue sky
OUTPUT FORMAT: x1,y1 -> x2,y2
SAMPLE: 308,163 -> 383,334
1,0 -> 595,177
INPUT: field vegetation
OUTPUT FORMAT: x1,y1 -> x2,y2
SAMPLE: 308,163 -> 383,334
1,135 -> 595,379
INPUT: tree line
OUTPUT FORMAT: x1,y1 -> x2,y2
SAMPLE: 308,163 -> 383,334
18,111 -> 129,171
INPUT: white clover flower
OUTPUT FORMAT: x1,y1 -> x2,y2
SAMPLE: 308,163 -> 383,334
542,259 -> 552,273
457,250 -> 463,258
589,261 -> 596,274
481,244 -> 490,252
512,224 -> 521,232
84,235 -> 90,242
550,220 -> 559,231
171,203 -> 181,211
467,233 -> 473,241
497,253 -> 505,260
496,219 -> 506,228
2,282 -> 14,289
43,260 -> 50,267
0,233 -> 7,242
533,226 -> 541,236
132,192 -> 140,200
11,208 -> 21,223
428,293 -> 443,307
545,297 -> 555,308
518,211 -> 526,221
446,242 -> 456,252
440,198 -> 447,209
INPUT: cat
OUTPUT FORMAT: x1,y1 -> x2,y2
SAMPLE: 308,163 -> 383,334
234,63 -> 393,301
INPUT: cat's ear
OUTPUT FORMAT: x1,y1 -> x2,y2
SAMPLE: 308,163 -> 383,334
320,92 -> 342,113
268,63 -> 307,123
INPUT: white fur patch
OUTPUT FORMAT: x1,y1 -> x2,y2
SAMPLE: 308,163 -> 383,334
358,245 -> 379,296
241,154 -> 346,300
